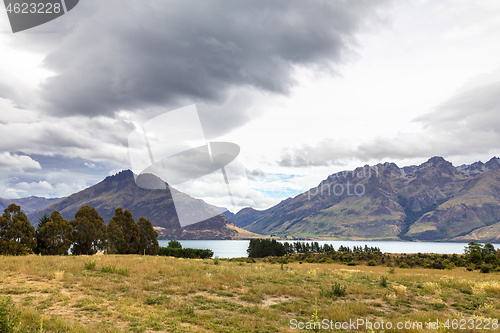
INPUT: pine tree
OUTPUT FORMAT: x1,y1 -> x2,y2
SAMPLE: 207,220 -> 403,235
138,217 -> 159,255
35,214 -> 51,254
37,211 -> 73,255
0,204 -> 36,255
107,218 -> 125,254
71,206 -> 107,255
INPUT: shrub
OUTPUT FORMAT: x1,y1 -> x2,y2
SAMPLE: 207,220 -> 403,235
101,265 -> 116,273
480,264 -> 492,274
158,247 -> 213,259
84,260 -> 97,270
380,276 -> 388,288
321,282 -> 347,298
399,262 -> 409,268
0,297 -> 19,333
484,254 -> 499,266
367,260 -> 377,266
393,285 -> 407,298
213,257 -> 220,265
145,295 -> 170,305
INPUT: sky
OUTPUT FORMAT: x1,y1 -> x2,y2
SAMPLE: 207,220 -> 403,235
1,0 -> 500,213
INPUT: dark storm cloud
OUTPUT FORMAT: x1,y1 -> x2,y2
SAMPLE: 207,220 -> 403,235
38,0 -> 388,119
279,69 -> 500,167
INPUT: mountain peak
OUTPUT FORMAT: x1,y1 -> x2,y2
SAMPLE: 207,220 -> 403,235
486,157 -> 500,169
424,156 -> 451,166
105,170 -> 134,181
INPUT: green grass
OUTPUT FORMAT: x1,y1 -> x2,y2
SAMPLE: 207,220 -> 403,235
0,255 -> 499,332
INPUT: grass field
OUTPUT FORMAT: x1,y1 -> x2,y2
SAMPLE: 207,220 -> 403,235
0,255 -> 499,332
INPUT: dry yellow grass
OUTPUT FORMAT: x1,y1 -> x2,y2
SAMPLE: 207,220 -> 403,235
0,255 -> 499,332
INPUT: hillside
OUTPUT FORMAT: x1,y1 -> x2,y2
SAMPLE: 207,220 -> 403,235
0,196 -> 61,214
229,157 -> 500,242
28,170 -> 252,240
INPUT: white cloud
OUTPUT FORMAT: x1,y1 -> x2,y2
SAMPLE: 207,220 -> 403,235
0,152 -> 41,170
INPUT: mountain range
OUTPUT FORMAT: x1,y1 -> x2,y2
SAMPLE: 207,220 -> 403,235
0,196 -> 61,214
25,170 -> 253,240
3,156 -> 499,242
229,156 -> 500,242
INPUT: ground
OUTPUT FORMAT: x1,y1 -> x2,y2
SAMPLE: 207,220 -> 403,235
0,255 -> 499,332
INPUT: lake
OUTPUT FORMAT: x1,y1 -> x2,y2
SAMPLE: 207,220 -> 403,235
158,240 -> 500,259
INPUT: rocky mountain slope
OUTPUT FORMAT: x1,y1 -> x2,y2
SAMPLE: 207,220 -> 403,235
229,157 -> 500,242
28,170 -> 251,240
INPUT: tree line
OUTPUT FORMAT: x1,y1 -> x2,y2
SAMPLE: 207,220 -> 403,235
247,239 -> 381,258
0,204 -> 159,256
246,239 -> 500,273
157,240 -> 213,259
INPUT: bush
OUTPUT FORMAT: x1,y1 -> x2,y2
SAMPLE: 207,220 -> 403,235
213,257 -> 220,265
84,260 -> 97,270
484,254 -> 499,266
367,260 -> 377,266
101,265 -> 116,273
380,276 -> 388,288
321,282 -> 347,298
480,264 -> 492,274
117,267 -> 130,276
0,297 -> 19,333
158,247 -> 213,259
393,285 -> 407,298
399,262 -> 409,269
145,295 -> 170,305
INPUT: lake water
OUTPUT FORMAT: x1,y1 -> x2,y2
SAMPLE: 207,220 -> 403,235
158,240 -> 500,259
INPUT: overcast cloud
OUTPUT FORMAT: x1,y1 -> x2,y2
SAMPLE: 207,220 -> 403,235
36,0 -> 387,122
1,0 -> 500,211
279,67 -> 500,167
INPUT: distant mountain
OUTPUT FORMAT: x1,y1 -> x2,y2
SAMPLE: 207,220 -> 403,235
0,196 -> 62,214
28,170 -> 252,240
229,157 -> 500,242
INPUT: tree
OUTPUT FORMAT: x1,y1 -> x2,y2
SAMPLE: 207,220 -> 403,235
107,219 -> 125,254
464,242 -> 483,264
167,240 -> 182,249
35,214 -> 51,254
36,211 -> 73,255
0,204 -> 36,255
109,208 -> 140,254
247,239 -> 286,258
71,206 -> 107,255
483,243 -> 496,256
122,209 -> 140,254
138,217 -> 159,255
